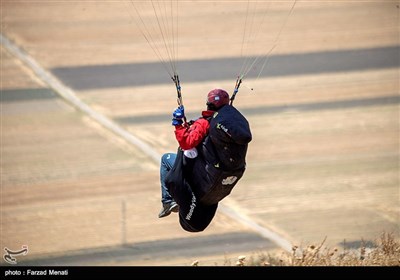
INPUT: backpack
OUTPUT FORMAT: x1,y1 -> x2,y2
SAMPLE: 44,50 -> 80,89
208,105 -> 252,170
190,105 -> 252,205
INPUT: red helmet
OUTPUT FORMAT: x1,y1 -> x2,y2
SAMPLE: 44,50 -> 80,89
206,89 -> 230,109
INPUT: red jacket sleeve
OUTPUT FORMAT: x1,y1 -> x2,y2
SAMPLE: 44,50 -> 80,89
174,118 -> 209,150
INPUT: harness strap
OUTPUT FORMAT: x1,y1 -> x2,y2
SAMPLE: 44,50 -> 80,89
230,76 -> 243,105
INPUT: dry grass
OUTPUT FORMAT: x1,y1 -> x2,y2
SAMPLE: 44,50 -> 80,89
192,232 -> 400,266
258,232 -> 399,266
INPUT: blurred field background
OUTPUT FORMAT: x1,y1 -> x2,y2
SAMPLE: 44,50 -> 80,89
1,1 -> 399,266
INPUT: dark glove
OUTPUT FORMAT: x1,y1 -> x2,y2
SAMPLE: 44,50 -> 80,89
172,105 -> 185,126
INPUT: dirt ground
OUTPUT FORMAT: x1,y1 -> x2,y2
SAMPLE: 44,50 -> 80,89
1,1 -> 399,266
